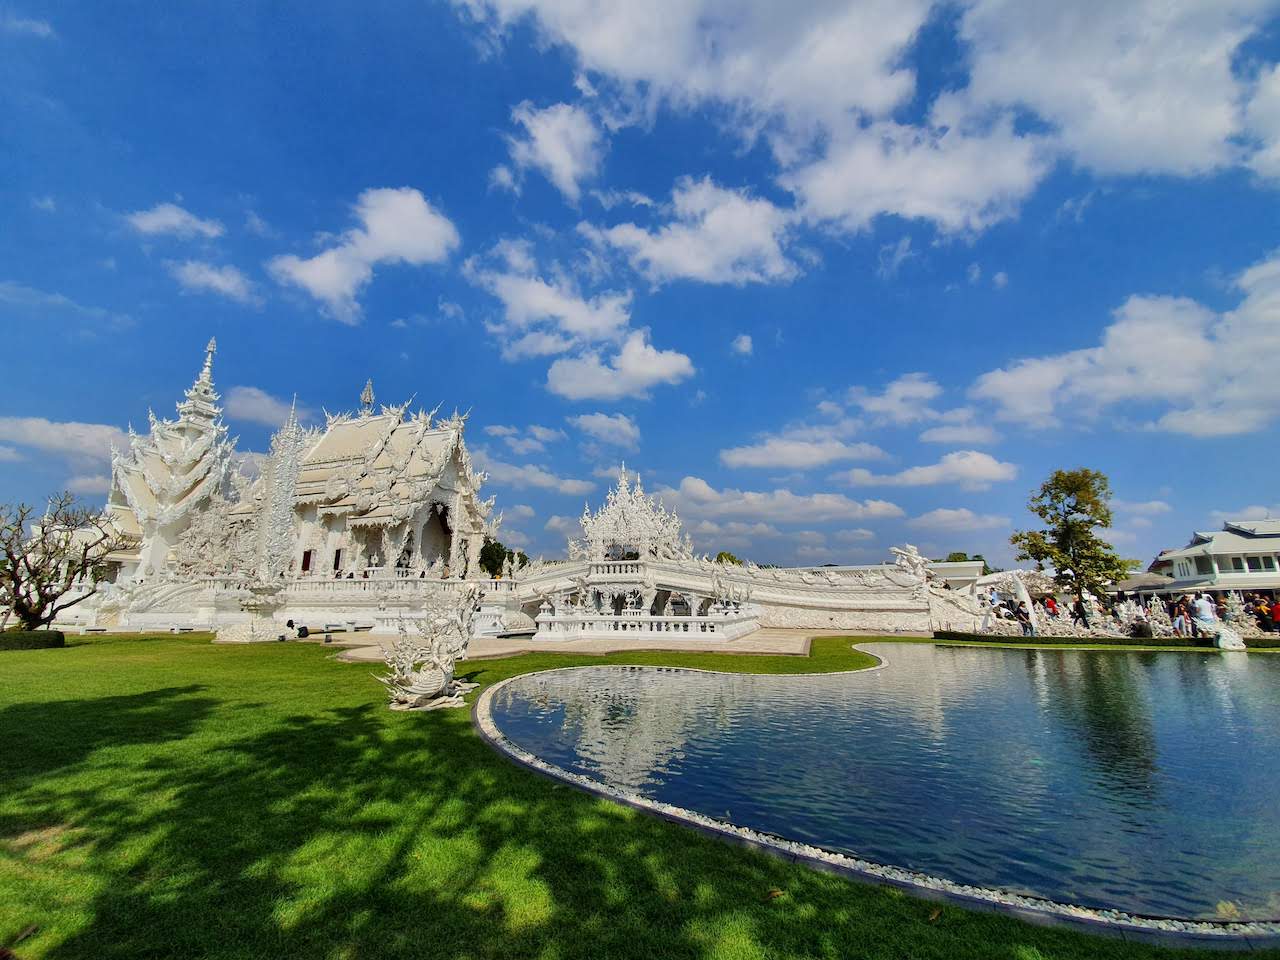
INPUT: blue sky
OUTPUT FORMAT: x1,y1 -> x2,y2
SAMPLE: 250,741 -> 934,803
3,0 -> 1279,566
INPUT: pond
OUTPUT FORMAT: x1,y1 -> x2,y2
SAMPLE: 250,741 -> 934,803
485,643 -> 1280,921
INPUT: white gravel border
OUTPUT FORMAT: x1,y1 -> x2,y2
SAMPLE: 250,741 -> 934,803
471,647 -> 1280,948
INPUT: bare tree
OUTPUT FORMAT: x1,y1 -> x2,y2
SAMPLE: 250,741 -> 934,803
0,492 -> 126,631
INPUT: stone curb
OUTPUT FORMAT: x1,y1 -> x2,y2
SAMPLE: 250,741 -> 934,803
470,647 -> 1280,950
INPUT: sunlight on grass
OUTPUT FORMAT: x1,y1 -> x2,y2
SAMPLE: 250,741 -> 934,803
0,633 -> 1252,959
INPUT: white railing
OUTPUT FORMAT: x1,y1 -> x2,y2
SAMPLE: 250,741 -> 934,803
532,609 -> 759,642
590,561 -> 643,575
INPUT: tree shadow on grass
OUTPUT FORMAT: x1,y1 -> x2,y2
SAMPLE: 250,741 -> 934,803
3,691 -> 1234,960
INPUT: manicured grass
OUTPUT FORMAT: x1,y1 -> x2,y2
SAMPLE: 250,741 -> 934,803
1,634 -> 1266,959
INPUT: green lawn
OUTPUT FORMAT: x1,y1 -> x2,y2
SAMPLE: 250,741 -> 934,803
0,634 -> 1266,959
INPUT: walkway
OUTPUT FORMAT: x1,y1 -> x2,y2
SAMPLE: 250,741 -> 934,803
334,627 -> 833,662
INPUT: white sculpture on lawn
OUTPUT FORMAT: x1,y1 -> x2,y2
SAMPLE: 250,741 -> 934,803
377,585 -> 482,709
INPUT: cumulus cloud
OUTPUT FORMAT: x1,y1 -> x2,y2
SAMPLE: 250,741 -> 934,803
1,12 -> 54,36
957,0 -> 1264,177
836,450 -> 1018,491
1210,505 -> 1279,523
569,412 -> 640,449
918,423 -> 999,445
457,0 -> 1277,234
127,202 -> 224,239
66,474 -> 112,495
478,454 -> 594,495
972,251 -> 1280,435
1247,64 -> 1280,180
484,424 -> 566,455
907,507 -> 1010,532
269,187 -> 459,323
0,416 -> 126,463
506,503 -> 536,520
166,260 -> 259,305
781,117 -> 1049,234
547,329 -> 694,400
224,387 -> 311,427
0,445 -> 24,462
655,475 -> 903,524
587,176 -> 797,285
545,514 -> 580,536
720,437 -> 885,470
1113,499 -> 1173,516
501,101 -> 604,202
0,281 -> 132,331
848,372 -> 943,424
730,333 -> 753,356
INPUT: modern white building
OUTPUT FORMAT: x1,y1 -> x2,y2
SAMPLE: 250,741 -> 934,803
1149,519 -> 1280,596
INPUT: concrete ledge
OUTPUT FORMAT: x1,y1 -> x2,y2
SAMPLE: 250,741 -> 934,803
470,651 -> 1279,949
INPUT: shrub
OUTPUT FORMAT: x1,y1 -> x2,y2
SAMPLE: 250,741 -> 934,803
0,630 -> 67,651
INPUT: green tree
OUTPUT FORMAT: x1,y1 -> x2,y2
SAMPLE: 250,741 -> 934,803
1009,468 -> 1129,601
714,550 -> 743,565
477,537 -> 525,578
945,551 -> 970,563
1,492 -> 125,630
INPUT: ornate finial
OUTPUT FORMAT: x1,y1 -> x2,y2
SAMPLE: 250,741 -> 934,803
199,337 -> 217,384
360,378 -> 375,415
284,394 -> 299,431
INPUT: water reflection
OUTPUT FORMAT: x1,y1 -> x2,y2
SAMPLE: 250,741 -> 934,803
490,644 -> 1280,920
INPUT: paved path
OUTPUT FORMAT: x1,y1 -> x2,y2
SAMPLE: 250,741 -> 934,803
334,627 -> 832,662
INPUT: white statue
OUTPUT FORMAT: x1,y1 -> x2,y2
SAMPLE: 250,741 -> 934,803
376,585 -> 482,709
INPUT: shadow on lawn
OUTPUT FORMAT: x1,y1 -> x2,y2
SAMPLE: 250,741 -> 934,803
4,688 -> 1195,960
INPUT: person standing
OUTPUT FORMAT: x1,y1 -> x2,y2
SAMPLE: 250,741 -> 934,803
1071,597 -> 1090,628
1014,601 -> 1035,637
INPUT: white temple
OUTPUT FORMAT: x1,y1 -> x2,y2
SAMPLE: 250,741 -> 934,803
62,340 -> 988,638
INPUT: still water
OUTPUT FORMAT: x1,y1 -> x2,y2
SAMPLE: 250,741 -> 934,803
488,644 -> 1280,920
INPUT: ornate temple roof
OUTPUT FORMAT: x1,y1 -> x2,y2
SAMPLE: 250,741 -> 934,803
573,466 -> 692,561
291,385 -> 492,528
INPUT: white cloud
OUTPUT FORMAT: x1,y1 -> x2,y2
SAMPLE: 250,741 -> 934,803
957,0 -> 1265,177
972,251 -> 1280,435
545,514 -> 580,536
507,503 -> 536,520
269,187 -> 459,323
907,507 -> 1010,532
458,0 -> 928,138
967,263 -> 982,285
782,117 -> 1049,234
166,260 -> 259,305
569,412 -> 640,449
478,455 -> 594,495
992,271 -> 1008,289
66,474 -> 111,495
503,101 -> 604,202
547,329 -> 694,400
918,423 -> 999,445
837,450 -> 1018,491
1,12 -> 54,36
224,387 -> 311,427
1247,63 -> 1280,180
0,444 -> 23,462
720,437 -> 885,470
244,210 -> 274,237
588,176 -> 797,285
0,281 -> 132,330
833,528 -> 875,543
730,333 -> 753,356
0,416 -> 126,463
127,202 -> 224,239
31,195 -> 56,212
1113,499 -> 1172,516
1210,505 -> 1280,522
848,372 -> 942,425
876,236 -> 913,280
655,475 -> 903,524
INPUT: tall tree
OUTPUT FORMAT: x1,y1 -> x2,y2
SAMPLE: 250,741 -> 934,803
714,550 -> 743,565
1,493 -> 126,630
1010,468 -> 1129,601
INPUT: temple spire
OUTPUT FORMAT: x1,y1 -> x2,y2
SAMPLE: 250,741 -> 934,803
200,337 -> 216,385
360,378 -> 375,416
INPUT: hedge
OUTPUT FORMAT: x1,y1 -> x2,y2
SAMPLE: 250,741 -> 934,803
932,629 -> 1280,649
0,630 -> 66,651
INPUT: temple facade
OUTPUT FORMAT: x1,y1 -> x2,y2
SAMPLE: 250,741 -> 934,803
88,341 -> 499,630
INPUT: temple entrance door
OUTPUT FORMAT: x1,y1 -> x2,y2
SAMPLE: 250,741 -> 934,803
419,506 -> 451,566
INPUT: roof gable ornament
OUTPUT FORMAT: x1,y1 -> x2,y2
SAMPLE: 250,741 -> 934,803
570,464 -> 693,562
360,379 -> 376,417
